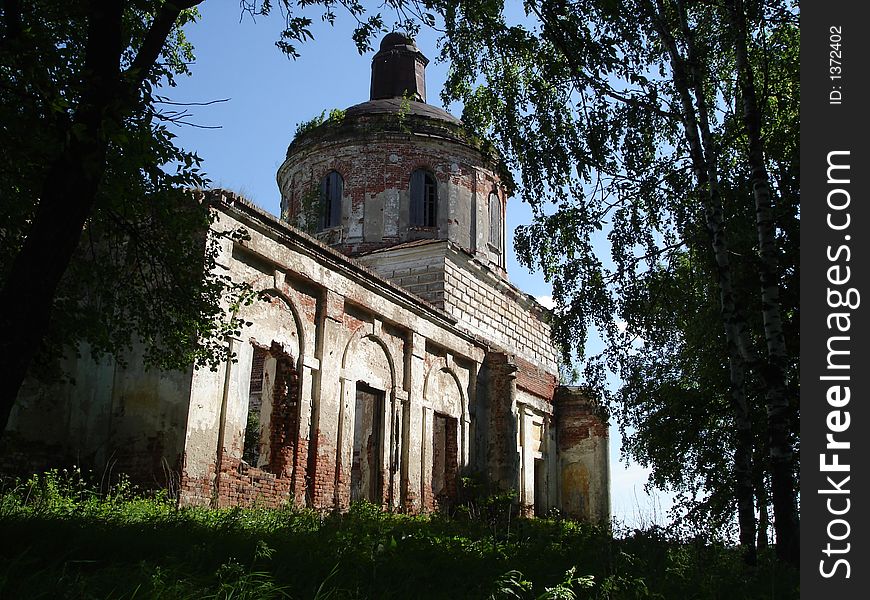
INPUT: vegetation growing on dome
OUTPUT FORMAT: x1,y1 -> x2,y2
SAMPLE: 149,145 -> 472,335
293,108 -> 346,138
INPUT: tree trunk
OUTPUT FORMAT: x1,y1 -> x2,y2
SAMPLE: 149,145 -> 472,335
0,157 -> 108,433
649,0 -> 757,562
727,0 -> 799,566
0,0 -> 202,438
756,473 -> 770,549
0,2 -> 123,437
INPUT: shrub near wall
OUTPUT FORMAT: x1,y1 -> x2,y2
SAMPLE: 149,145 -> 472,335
0,470 -> 798,599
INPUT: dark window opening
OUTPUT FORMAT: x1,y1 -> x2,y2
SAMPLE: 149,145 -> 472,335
432,413 -> 458,507
410,169 -> 437,227
320,170 -> 343,229
488,191 -> 502,251
243,346 -> 269,466
534,458 -> 547,517
242,343 -> 299,476
352,383 -> 384,503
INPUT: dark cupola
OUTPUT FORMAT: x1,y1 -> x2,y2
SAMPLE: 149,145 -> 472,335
370,32 -> 428,102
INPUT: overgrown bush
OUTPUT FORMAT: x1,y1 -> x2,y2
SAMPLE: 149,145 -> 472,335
0,470 -> 799,599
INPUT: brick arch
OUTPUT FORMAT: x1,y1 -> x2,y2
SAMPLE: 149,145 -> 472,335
422,361 -> 465,510
283,158 -> 354,226
340,326 -> 398,392
334,325 -> 402,508
238,281 -> 309,382
423,360 -> 466,420
231,286 -> 309,503
247,340 -> 300,479
403,162 -> 444,186
310,161 -> 354,201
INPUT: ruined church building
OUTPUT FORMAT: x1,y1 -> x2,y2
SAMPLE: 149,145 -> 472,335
4,34 -> 609,522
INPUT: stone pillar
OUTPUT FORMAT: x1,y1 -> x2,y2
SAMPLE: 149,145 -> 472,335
334,374 -> 354,509
519,404 -> 535,515
390,389 -> 408,509
485,352 -> 519,493
545,415 -> 560,512
211,335 -> 248,507
293,354 -> 319,506
554,387 -> 610,523
466,360 -> 480,470
308,290 -> 345,510
421,405 -> 434,510
402,332 -> 426,511
377,363 -> 392,508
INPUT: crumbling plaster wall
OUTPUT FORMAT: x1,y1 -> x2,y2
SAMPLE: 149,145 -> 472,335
554,387 -> 611,524
3,192 -> 609,522
3,349 -> 116,473
421,350 -> 472,510
179,196 -> 485,511
4,342 -> 192,490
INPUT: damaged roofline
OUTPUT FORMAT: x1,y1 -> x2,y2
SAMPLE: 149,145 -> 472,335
210,190 -> 483,345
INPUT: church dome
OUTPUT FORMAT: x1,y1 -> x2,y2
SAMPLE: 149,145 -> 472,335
343,97 -> 462,126
276,34 -> 508,274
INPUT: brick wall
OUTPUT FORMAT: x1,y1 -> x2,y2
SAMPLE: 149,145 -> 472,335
214,454 -> 293,508
515,357 -> 558,401
181,347 -> 304,509
444,253 -> 558,374
368,257 -> 447,308
440,416 -> 459,510
266,347 -> 300,479
554,390 -> 609,451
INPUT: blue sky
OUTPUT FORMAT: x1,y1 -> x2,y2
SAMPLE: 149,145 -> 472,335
165,1 -> 672,526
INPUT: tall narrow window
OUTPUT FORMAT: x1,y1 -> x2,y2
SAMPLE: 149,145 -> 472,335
410,169 -> 437,227
431,413 -> 458,507
243,346 -> 270,467
352,383 -> 383,503
320,170 -> 343,229
488,191 -> 502,251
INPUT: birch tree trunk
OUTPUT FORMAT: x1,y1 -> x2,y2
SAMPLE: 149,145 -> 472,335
726,0 -> 799,566
649,0 -> 757,561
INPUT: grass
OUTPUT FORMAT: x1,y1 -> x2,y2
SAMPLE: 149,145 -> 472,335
0,469 -> 798,599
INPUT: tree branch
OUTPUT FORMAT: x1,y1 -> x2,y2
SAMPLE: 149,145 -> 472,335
528,1 -> 680,120
124,0 -> 205,92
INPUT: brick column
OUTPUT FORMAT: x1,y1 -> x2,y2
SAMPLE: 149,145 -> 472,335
308,290 -> 345,510
421,405 -> 434,511
554,387 -> 610,523
519,404 -> 535,515
293,354 -> 319,506
390,389 -> 408,509
401,332 -> 426,511
485,352 -> 519,493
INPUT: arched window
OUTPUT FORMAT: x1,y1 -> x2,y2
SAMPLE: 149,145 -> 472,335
410,169 -> 437,227
320,170 -> 343,229
488,191 -> 502,251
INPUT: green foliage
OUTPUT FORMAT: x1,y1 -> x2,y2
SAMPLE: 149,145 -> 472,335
243,408 -> 263,465
0,0 -> 430,437
0,1 -> 260,380
293,108 -> 347,138
0,469 -> 797,600
296,185 -> 325,234
0,472 -> 799,599
439,0 -> 800,539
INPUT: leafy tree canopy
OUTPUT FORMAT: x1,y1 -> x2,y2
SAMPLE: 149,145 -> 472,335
436,0 -> 799,550
0,0 -> 427,434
